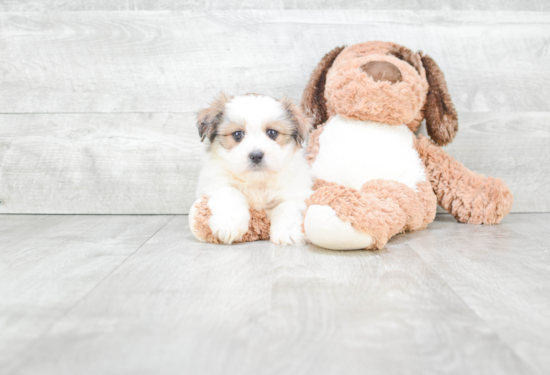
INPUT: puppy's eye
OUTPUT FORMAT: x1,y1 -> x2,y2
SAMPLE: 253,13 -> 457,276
266,129 -> 278,140
232,131 -> 244,142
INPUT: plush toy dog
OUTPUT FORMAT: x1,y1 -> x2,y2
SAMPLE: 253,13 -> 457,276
191,41 -> 513,250
301,41 -> 513,250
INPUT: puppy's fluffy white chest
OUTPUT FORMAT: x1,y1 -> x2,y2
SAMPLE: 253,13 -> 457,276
226,174 -> 279,210
311,115 -> 425,190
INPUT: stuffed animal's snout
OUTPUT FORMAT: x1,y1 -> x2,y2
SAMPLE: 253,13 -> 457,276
323,50 -> 428,127
361,61 -> 402,84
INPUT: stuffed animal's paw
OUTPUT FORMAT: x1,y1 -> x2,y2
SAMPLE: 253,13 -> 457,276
304,204 -> 374,250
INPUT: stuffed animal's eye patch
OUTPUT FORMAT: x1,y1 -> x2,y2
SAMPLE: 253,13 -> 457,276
232,131 -> 244,142
266,129 -> 278,140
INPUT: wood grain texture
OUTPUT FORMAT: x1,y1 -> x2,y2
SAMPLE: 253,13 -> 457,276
0,214 -> 174,372
0,111 -> 547,214
0,10 -> 548,213
401,214 -> 550,374
6,214 -> 543,375
0,11 -> 549,113
0,213 -> 45,230
0,113 -> 202,214
505,213 -> 550,236
1,0 -> 549,11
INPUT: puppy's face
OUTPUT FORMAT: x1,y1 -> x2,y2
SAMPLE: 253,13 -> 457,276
197,93 -> 311,179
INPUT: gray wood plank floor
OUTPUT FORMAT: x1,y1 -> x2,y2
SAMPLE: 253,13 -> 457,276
1,214 -> 548,375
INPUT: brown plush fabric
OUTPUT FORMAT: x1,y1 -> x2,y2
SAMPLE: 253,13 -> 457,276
305,178 -> 437,250
300,46 -> 345,128
387,43 -> 428,133
405,103 -> 426,133
416,180 -> 438,228
361,61 -> 402,83
387,43 -> 424,76
414,135 -> 513,224
324,42 -> 429,126
305,124 -> 325,166
421,54 -> 458,146
193,196 -> 271,243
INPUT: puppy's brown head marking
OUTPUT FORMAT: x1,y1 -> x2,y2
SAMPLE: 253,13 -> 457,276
216,121 -> 247,150
196,92 -> 232,142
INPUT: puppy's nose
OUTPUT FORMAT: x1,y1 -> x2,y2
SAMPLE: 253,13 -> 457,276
249,150 -> 264,164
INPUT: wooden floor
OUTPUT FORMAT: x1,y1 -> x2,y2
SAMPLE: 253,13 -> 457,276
0,214 -> 548,375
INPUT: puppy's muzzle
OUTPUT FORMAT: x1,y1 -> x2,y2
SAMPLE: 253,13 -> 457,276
249,150 -> 264,165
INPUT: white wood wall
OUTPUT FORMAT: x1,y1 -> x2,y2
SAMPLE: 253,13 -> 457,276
0,4 -> 548,213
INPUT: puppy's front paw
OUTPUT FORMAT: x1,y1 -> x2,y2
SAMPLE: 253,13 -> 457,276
270,222 -> 307,246
209,207 -> 250,244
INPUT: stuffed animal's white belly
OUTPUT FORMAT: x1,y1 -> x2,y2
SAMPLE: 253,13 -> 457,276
311,115 -> 426,190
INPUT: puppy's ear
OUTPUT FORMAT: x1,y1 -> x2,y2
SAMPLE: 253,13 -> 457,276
300,46 -> 345,128
196,92 -> 231,142
421,54 -> 458,146
280,96 -> 312,147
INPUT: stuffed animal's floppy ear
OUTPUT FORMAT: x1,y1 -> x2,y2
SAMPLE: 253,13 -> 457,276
387,44 -> 424,75
300,46 -> 345,128
280,96 -> 312,147
421,54 -> 458,146
196,92 -> 232,142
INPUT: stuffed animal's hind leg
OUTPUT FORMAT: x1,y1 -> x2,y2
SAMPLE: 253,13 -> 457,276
415,135 -> 513,224
304,179 -> 436,250
304,180 -> 375,250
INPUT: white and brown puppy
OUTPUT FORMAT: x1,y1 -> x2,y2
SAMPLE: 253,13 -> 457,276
190,93 -> 313,245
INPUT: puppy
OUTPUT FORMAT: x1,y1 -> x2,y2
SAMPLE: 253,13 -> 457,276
193,93 -> 313,245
